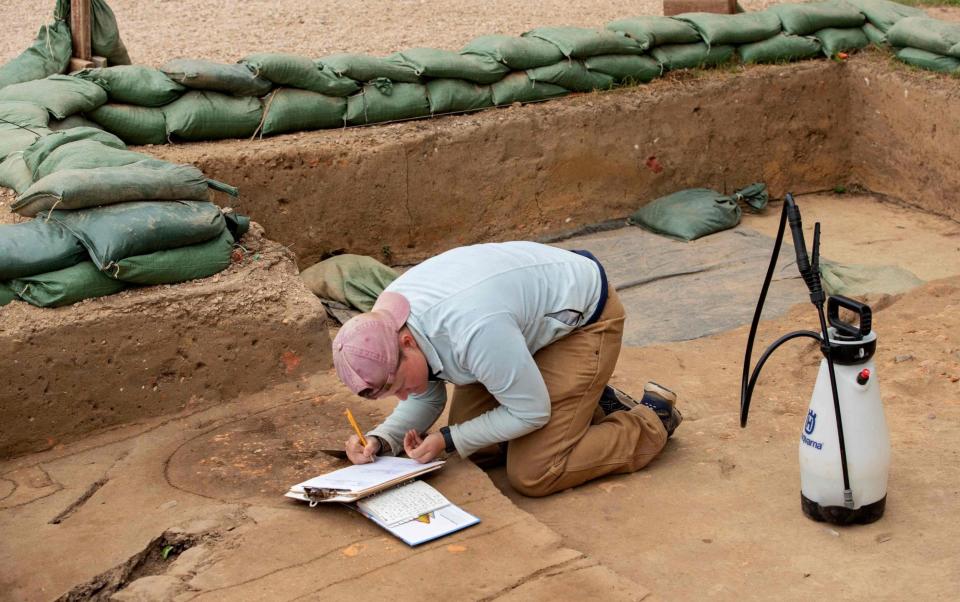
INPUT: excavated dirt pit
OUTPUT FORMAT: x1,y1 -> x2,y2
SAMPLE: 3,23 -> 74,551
144,51 -> 960,268
2,51 -> 960,600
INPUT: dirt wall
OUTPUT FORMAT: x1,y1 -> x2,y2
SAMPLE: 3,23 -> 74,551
0,226 -> 331,458
146,61 -> 851,266
848,54 -> 960,222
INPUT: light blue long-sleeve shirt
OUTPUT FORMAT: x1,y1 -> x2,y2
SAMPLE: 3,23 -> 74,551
367,241 -> 602,457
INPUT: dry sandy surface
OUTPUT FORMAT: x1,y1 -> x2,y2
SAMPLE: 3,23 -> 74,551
6,0 -> 958,67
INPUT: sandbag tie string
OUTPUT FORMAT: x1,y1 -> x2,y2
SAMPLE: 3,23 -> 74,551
42,197 -> 64,222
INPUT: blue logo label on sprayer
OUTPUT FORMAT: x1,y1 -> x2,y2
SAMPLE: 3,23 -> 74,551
801,410 -> 823,450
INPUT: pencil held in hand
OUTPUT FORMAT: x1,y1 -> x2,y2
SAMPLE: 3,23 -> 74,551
345,409 -> 368,447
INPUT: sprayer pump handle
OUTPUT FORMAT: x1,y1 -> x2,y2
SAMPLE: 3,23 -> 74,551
828,295 -> 872,338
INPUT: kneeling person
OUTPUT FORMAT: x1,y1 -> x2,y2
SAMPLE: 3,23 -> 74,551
332,241 -> 681,497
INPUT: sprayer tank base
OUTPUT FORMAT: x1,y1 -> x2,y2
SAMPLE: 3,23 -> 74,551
801,493 -> 886,525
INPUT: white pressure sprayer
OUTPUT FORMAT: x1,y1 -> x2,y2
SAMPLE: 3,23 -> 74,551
740,194 -> 890,525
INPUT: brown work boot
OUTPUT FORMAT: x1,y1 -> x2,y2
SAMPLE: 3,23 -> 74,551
599,382 -> 683,437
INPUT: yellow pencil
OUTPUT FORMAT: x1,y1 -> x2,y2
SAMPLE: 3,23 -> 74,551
345,408 -> 368,447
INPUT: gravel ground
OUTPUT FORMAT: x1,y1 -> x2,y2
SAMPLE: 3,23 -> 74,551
1,0 -> 791,66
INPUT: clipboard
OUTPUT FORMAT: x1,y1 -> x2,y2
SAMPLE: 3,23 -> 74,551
285,456 -> 446,505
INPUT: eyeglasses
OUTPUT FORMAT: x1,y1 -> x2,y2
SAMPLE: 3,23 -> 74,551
359,380 -> 392,400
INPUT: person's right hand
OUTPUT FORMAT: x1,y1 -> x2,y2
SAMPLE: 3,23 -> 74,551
345,434 -> 380,464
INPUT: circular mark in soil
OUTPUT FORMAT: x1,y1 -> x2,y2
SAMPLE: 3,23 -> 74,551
165,396 -> 384,503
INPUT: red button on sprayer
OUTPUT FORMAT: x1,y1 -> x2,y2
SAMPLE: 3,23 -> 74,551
857,369 -> 871,385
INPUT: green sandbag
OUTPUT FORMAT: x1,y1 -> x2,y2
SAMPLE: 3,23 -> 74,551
224,212 -> 250,241
21,127 -> 126,179
0,152 -> 33,194
651,43 -> 735,71
460,35 -> 565,69
86,103 -> 167,145
815,27 -> 869,57
632,184 -> 765,240
0,75 -> 107,120
0,101 -> 51,159
111,229 -> 234,285
843,0 -> 926,33
887,17 -> 960,57
241,53 -> 359,96
0,219 -> 87,280
768,2 -> 865,36
11,261 -> 127,308
12,161 -> 209,217
951,42 -> 960,59
0,282 -> 16,307
675,12 -> 782,46
55,0 -> 132,65
345,81 -> 431,126
90,0 -> 132,65
51,201 -> 226,272
490,72 -> 569,106
259,88 -> 346,136
0,100 -> 49,130
523,26 -> 648,58
820,259 -> 924,297
0,20 -> 72,88
73,66 -> 185,107
163,91 -> 263,141
426,79 -> 493,114
863,23 -> 887,45
49,115 -> 103,131
739,34 -> 823,64
32,140 -> 152,181
732,183 -> 769,211
583,55 -> 661,83
319,54 -> 422,83
527,61 -> 616,92
299,254 -> 399,312
606,16 -> 701,47
629,188 -> 743,241
390,49 -> 511,84
895,47 -> 960,73
161,59 -> 272,97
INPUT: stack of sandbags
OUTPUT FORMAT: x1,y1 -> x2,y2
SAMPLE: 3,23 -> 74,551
1,133 -> 247,308
1,0 -> 955,147
845,0 -> 927,45
2,199 -> 247,308
887,17 -> 960,74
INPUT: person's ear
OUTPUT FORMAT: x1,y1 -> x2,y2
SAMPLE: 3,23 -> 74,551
399,331 -> 415,350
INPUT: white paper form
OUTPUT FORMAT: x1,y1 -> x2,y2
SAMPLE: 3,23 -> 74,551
363,504 -> 481,547
358,481 -> 451,526
291,457 -> 444,494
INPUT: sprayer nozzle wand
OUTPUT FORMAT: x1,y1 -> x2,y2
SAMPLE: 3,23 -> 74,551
785,194 -> 825,306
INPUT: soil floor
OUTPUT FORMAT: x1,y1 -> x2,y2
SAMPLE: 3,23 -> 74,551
2,192 -> 959,600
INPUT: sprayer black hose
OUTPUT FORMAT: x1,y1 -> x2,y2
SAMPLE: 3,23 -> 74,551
818,306 -> 852,493
746,330 -> 822,404
740,200 -> 789,427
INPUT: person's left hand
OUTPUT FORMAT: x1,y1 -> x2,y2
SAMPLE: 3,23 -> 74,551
403,429 -> 445,463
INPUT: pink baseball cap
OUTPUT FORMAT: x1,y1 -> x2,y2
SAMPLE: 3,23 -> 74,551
332,291 -> 411,398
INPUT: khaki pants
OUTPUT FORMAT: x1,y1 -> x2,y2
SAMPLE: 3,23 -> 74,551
448,285 -> 668,497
